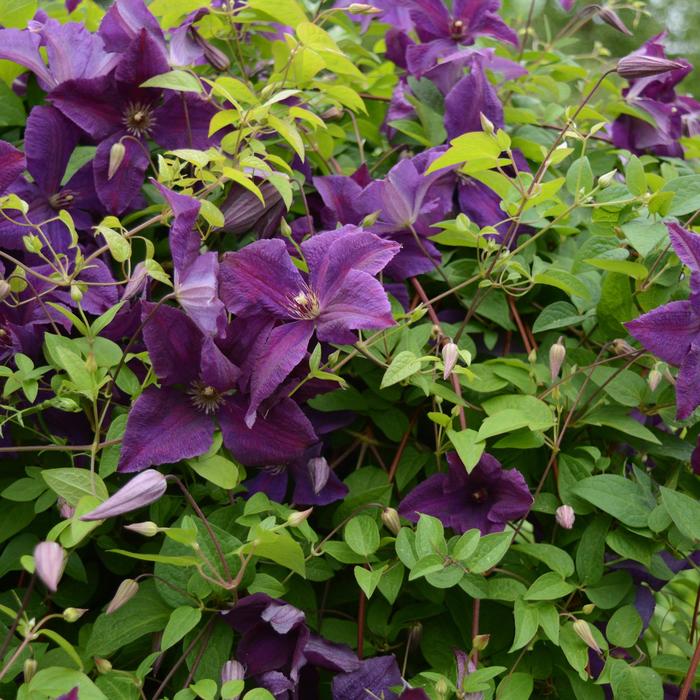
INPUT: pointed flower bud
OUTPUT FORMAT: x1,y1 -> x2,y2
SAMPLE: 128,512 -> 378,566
572,619 -> 602,653
598,169 -> 617,187
190,28 -> 231,71
616,54 -> 685,80
106,579 -> 140,614
221,659 -> 245,685
549,337 -> 566,382
23,658 -> 37,683
287,507 -> 313,527
381,507 -> 401,536
57,497 -> 75,520
442,341 -> 459,380
108,142 -> 126,180
80,470 -> 167,521
347,3 -> 383,14
582,603 -> 596,614
0,279 -> 10,300
307,457 -> 330,495
472,633 -> 491,651
648,367 -> 662,392
63,607 -> 88,623
597,7 -> 632,36
95,657 -> 112,674
612,338 -> 635,355
69,285 -> 83,303
555,504 -> 575,529
124,521 -> 160,537
33,541 -> 65,593
480,112 -> 495,135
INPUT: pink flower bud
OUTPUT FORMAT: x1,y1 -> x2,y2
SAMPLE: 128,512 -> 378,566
616,54 -> 685,80
33,541 -> 65,593
221,659 -> 245,685
124,521 -> 160,537
307,457 -> 330,495
648,368 -> 662,392
106,579 -> 139,614
597,7 -> 632,36
80,470 -> 167,521
287,508 -> 313,527
555,504 -> 575,529
549,337 -> 566,382
572,619 -> 602,653
381,507 -> 401,536
442,341 -> 459,380
57,497 -> 75,520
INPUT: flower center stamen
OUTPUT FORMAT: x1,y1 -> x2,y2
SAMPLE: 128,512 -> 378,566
122,102 -> 156,137
287,286 -> 321,320
49,190 -> 75,210
471,488 -> 488,503
450,19 -> 465,39
188,380 -> 225,414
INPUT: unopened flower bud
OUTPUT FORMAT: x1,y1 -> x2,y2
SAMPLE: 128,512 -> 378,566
95,657 -> 112,674
480,112 -> 495,135
307,457 -> 330,495
549,337 -> 566,381
598,7 -> 632,36
279,219 -> 292,237
124,521 -> 160,537
106,579 -> 139,614
648,368 -> 662,392
381,507 -> 401,536
472,633 -> 490,651
582,603 -> 596,614
81,470 -> 167,521
320,105 -> 344,120
616,54 -> 685,80
287,507 -> 313,527
0,279 -> 10,300
612,338 -> 635,355
598,169 -> 617,187
85,352 -> 97,373
34,541 -> 66,593
361,210 -> 381,228
190,27 -> 231,71
528,348 -> 537,364
221,659 -> 245,685
69,285 -> 83,302
347,3 -> 383,14
435,677 -> 449,698
57,497 -> 75,520
63,607 -> 88,623
572,619 -> 601,653
442,341 -> 459,380
23,658 -> 37,683
555,504 -> 575,529
108,142 -> 126,180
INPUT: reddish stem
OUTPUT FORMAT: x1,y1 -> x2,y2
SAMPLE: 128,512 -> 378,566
507,295 -> 535,354
388,412 -> 419,483
357,590 -> 367,659
680,634 -> 700,700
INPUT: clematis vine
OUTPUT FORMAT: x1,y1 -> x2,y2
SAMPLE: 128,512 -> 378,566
116,303 -> 317,472
399,451 -> 532,534
219,226 -> 399,425
626,222 -> 700,419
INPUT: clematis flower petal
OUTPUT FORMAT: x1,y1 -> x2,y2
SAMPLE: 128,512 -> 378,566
0,29 -> 55,87
199,336 -> 240,392
117,388 -> 214,472
0,141 -> 25,193
81,469 -> 167,520
154,181 -> 201,270
676,342 -> 700,420
668,222 -> 700,299
331,655 -> 404,700
152,93 -> 219,150
625,300 -> 700,366
93,134 -> 149,214
99,0 -> 165,53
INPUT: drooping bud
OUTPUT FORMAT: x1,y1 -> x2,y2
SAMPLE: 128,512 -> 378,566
572,619 -> 602,654
442,341 -> 459,380
124,521 -> 160,537
381,507 -> 401,536
612,338 -> 635,355
480,112 -> 495,135
555,504 -> 575,529
598,169 -> 617,187
347,3 -> 383,14
106,579 -> 140,614
221,659 -> 245,685
95,657 -> 112,674
287,508 -> 313,527
23,658 -> 37,683
80,470 -> 167,521
307,457 -> 331,495
549,337 -> 566,382
108,142 -> 126,180
63,607 -> 88,623
616,54 -> 685,80
648,367 -> 662,392
33,541 -> 66,593
597,6 -> 632,36
0,279 -> 10,300
472,633 -> 491,651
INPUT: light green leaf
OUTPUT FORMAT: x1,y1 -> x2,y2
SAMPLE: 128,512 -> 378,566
141,70 -> 202,93
660,487 -> 700,541
345,515 -> 380,557
354,565 -> 383,598
188,455 -> 239,490
524,572 -> 575,601
42,468 -> 108,506
447,429 -> 485,472
381,351 -> 422,388
606,605 -> 642,648
162,606 -> 202,651
573,475 -> 651,528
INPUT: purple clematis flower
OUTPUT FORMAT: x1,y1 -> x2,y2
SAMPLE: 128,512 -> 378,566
0,141 -> 25,193
0,18 -> 118,92
56,689 -> 79,700
222,593 -> 360,697
245,447 -> 348,507
219,226 -> 399,425
560,0 -> 576,10
117,303 -> 317,472
0,105 -> 100,252
612,34 -> 694,157
626,223 -> 700,419
332,655 -> 429,700
50,30 -> 217,214
98,0 -> 165,53
399,451 -> 533,534
154,182 -> 226,337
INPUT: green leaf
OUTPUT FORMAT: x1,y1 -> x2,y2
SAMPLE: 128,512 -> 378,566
0,0 -> 37,28
660,487 -> 700,541
377,562 -> 404,604
27,668 -> 108,700
610,664 -> 663,700
222,681 -> 245,700
381,351 -> 422,388
452,529 -> 480,562
243,689 -> 276,700
580,407 -> 661,444
465,531 -> 512,573
354,565 -> 383,598
447,429 -> 485,472
510,598 -> 538,651
408,553 -> 445,580
0,81 -> 25,126
344,515 -> 380,557
497,672 -> 534,699
109,549 -> 201,567
583,258 -> 648,280
572,475 -> 652,527
95,223 -> 132,263
243,529 -> 306,577
141,70 -> 202,93
566,156 -> 594,196
534,269 -> 591,300
625,155 -> 646,196
481,395 -> 555,431
512,543 -> 575,578
524,572 -> 575,600
606,605 -> 642,648
188,454 -> 239,490
42,468 -> 108,506
585,571 -> 633,609
662,175 -> 700,216
247,0 -> 306,24
190,679 -> 217,700
162,606 -> 202,651
532,301 -> 586,333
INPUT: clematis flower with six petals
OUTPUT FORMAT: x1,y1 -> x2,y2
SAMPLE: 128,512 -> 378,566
219,225 -> 399,426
